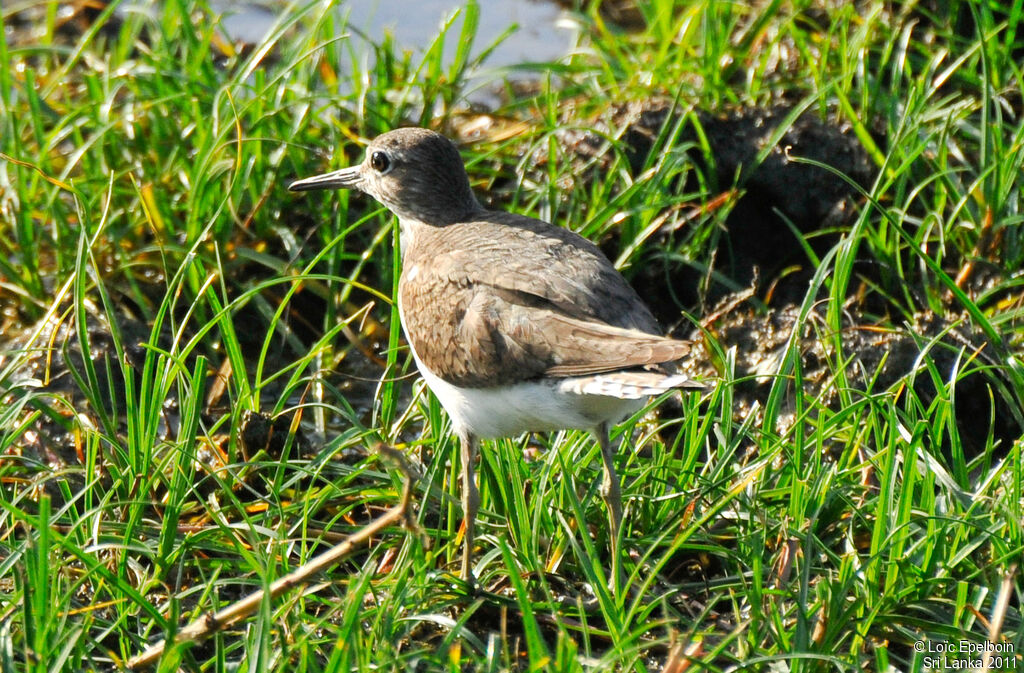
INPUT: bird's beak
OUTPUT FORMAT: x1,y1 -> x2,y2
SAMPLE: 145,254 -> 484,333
288,165 -> 362,192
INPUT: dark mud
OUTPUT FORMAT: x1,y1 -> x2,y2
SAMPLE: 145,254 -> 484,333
539,98 -> 878,313
1,301 -> 177,479
678,292 -> 1018,460
0,290 -> 382,503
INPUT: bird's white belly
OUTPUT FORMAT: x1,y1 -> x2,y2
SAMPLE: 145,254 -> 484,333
415,365 -> 643,439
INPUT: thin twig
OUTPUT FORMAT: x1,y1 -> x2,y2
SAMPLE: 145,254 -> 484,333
980,564 -> 1016,671
127,445 -> 420,670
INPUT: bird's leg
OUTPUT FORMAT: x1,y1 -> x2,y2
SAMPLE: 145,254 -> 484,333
596,422 -> 624,587
596,423 -> 623,542
458,429 -> 480,583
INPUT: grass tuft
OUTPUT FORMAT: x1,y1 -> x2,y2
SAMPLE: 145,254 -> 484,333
0,0 -> 1022,670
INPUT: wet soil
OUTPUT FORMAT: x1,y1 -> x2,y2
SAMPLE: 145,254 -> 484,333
537,98 -> 878,312
678,292 -> 1018,460
0,288 -> 383,505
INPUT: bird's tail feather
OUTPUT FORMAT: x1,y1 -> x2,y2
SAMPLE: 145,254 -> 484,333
559,371 -> 704,400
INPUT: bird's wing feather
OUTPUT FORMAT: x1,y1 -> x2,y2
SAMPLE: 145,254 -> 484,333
437,212 -> 662,333
481,285 -> 690,377
399,216 -> 692,388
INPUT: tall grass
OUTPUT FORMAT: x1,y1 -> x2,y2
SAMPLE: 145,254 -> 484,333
0,0 -> 1021,670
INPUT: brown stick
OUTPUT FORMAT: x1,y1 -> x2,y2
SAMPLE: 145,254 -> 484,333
127,445 -> 420,670
981,564 -> 1016,671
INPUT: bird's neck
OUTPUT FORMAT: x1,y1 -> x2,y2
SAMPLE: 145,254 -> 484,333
395,201 -> 485,258
397,218 -> 425,258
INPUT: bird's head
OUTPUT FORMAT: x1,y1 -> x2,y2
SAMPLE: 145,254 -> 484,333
289,127 -> 481,226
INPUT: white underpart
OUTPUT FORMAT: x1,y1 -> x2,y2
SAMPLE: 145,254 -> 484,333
416,364 -> 646,439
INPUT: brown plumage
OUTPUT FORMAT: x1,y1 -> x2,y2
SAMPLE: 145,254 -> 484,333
289,127 -> 700,586
398,211 -> 690,387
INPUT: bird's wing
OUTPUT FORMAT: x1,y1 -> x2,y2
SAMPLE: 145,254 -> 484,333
439,212 -> 663,333
478,284 -> 691,378
399,217 -> 692,389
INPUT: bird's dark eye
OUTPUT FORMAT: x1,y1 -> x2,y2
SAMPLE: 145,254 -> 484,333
370,150 -> 392,174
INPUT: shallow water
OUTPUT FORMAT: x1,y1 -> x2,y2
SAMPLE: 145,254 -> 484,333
217,0 -> 575,103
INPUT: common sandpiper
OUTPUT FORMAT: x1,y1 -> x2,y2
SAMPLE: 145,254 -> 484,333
289,127 -> 698,583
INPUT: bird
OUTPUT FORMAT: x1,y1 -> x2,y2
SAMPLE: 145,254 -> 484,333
289,127 -> 698,583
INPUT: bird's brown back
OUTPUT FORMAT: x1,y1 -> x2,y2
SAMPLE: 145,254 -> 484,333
399,210 -> 689,388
